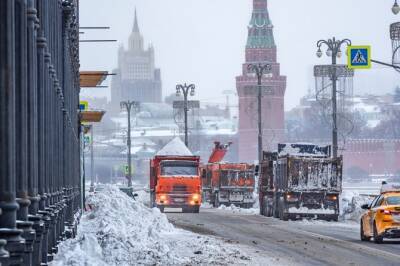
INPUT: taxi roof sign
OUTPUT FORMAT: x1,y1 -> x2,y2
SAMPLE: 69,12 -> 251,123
347,46 -> 371,69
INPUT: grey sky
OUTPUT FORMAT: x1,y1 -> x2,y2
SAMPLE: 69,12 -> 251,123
79,0 -> 400,110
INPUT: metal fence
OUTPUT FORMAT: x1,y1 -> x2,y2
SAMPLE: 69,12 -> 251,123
0,0 -> 82,265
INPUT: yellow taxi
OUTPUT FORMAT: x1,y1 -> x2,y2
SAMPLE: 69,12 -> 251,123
360,183 -> 400,243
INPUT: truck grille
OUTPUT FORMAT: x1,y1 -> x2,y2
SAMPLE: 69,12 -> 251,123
172,185 -> 188,194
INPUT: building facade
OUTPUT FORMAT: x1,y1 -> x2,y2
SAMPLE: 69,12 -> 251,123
111,10 -> 162,112
236,0 -> 286,162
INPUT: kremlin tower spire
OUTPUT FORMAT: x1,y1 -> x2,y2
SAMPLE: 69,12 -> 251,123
236,0 -> 287,162
247,0 -> 275,49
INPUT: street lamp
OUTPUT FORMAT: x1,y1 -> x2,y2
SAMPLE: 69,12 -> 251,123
393,0 -> 400,15
176,83 -> 196,147
120,101 -> 140,187
247,63 -> 272,164
316,37 -> 352,159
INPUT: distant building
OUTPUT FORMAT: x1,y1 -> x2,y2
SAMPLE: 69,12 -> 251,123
111,9 -> 162,113
236,0 -> 286,162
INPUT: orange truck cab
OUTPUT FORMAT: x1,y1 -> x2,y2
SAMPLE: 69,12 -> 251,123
150,155 -> 201,213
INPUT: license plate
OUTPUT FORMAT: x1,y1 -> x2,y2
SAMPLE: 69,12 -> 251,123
164,208 -> 182,212
230,195 -> 244,201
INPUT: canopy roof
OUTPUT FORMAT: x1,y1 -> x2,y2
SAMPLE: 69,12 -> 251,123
80,110 -> 106,123
80,71 -> 108,88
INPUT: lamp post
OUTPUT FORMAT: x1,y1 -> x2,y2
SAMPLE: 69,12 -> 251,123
120,101 -> 140,187
88,125 -> 95,192
176,83 -> 196,147
316,37 -> 352,159
247,63 -> 272,164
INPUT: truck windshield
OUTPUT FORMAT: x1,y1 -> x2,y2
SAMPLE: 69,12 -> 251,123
386,196 -> 400,205
160,161 -> 198,177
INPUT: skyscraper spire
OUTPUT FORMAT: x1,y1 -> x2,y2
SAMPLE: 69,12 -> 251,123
247,0 -> 275,49
133,7 -> 140,33
129,8 -> 144,51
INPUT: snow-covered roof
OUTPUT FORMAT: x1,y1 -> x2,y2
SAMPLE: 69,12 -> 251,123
354,102 -> 380,113
156,137 -> 193,156
366,120 -> 380,128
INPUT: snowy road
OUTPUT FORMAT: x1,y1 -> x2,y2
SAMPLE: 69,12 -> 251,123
167,209 -> 400,266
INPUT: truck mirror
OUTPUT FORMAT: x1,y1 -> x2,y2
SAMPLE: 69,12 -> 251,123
361,203 -> 369,210
254,165 -> 259,176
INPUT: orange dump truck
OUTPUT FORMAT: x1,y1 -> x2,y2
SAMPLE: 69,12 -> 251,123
150,138 -> 201,213
202,142 -> 256,208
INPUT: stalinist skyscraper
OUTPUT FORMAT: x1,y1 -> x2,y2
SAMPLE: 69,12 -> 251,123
111,9 -> 162,112
236,0 -> 287,162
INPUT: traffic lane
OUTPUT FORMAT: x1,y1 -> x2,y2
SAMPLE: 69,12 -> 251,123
167,209 -> 400,266
285,219 -> 400,256
216,212 -> 400,265
233,212 -> 400,259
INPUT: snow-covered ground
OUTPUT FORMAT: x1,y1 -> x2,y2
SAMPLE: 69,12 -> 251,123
51,185 -> 279,266
217,204 -> 259,215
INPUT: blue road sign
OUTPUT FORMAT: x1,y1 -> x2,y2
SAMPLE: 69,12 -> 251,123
347,46 -> 371,69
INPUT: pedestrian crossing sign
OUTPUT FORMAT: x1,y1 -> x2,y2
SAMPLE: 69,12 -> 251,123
79,101 -> 88,111
347,46 -> 371,69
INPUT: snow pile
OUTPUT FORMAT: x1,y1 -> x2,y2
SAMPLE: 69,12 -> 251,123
288,207 -> 335,215
52,185 -> 259,266
340,190 -> 373,221
156,137 -> 193,156
291,219 -> 358,229
218,204 -> 259,215
278,143 -> 327,157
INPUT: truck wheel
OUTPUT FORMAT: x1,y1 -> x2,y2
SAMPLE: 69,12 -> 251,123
273,203 -> 279,218
266,204 -> 273,217
279,204 -> 288,221
360,221 -> 371,241
373,222 -> 383,244
214,193 -> 220,208
260,201 -> 265,215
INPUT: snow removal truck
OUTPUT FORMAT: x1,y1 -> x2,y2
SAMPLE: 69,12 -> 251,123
259,143 -> 343,221
202,142 -> 256,208
150,137 -> 201,213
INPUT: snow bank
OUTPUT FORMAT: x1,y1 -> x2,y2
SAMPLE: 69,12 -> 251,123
340,190 -> 373,221
288,207 -> 335,215
290,219 -> 358,229
218,204 -> 259,215
52,185 -> 263,266
156,137 -> 193,156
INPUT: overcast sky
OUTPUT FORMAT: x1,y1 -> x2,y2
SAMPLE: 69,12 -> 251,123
79,0 -> 400,110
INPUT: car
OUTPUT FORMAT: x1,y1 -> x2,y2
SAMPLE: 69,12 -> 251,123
360,183 -> 400,244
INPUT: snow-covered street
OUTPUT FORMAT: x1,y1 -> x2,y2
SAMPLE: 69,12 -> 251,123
167,207 -> 400,266
51,186 -> 279,266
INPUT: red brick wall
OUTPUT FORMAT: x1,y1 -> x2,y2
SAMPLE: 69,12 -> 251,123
342,139 -> 400,175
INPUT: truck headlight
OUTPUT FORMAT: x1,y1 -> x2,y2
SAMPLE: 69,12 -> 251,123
160,194 -> 167,201
286,194 -> 299,202
326,195 -> 337,201
192,194 -> 200,201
